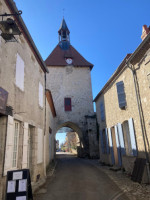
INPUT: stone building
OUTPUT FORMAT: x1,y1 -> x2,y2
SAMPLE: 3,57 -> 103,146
66,132 -> 80,153
0,0 -> 56,199
94,25 -> 150,182
45,19 -> 99,158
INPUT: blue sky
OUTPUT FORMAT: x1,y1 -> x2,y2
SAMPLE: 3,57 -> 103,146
14,0 -> 150,142
14,0 -> 150,99
56,132 -> 66,147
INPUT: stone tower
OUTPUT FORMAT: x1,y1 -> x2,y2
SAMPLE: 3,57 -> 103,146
45,19 -> 98,157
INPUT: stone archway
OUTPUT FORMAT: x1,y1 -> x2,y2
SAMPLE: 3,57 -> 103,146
54,121 -> 85,156
56,121 -> 82,142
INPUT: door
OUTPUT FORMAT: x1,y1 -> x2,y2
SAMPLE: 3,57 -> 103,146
111,127 -> 118,166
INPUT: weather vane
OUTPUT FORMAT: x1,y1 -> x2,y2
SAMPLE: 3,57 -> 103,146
63,8 -> 65,18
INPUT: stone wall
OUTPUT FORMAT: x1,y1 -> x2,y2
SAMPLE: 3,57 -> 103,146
46,65 -> 98,157
0,1 -> 55,199
95,49 -> 150,174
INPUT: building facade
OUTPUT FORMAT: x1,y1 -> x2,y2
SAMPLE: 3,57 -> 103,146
94,25 -> 150,182
0,0 -> 56,199
45,19 -> 99,158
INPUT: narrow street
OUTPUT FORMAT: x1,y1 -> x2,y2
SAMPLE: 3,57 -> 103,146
34,153 -> 129,200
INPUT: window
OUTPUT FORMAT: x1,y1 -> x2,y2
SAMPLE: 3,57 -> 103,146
116,81 -> 126,108
64,98 -> 72,111
100,102 -> 105,121
39,82 -> 43,107
16,54 -> 24,91
100,129 -> 109,154
12,121 -> 20,168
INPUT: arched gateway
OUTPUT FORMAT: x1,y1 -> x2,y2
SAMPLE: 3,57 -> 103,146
45,19 -> 99,158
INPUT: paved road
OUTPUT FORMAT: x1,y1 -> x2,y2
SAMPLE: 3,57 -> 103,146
34,153 -> 129,200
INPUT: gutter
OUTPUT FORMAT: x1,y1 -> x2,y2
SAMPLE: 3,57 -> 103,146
126,32 -> 150,64
4,0 -> 49,73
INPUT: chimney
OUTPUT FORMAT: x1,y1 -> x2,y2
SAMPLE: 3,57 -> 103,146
141,25 -> 150,41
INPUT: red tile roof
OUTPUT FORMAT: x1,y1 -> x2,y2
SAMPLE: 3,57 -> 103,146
45,44 -> 93,70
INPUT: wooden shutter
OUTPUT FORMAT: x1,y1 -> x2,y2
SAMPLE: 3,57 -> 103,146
100,102 -> 105,121
39,83 -> 43,107
16,53 -> 24,91
64,98 -> 72,111
117,123 -> 126,155
22,122 -> 28,168
105,128 -> 109,154
116,81 -> 126,108
100,130 -> 104,154
114,125 -> 122,166
37,128 -> 43,164
4,116 -> 14,175
128,118 -> 137,156
108,128 -> 115,164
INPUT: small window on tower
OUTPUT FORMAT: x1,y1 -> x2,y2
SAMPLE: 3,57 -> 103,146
64,98 -> 72,111
62,31 -> 66,40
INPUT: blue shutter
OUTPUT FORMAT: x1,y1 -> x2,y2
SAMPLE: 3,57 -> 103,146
117,123 -> 126,155
116,81 -> 126,108
100,102 -> 105,121
108,128 -> 115,165
128,118 -> 137,156
105,128 -> 109,154
115,125 -> 122,166
100,130 -> 104,154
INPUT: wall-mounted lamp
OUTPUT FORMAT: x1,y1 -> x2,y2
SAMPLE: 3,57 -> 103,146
0,10 -> 22,42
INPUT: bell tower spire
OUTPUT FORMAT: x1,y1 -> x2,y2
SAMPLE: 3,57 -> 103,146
58,18 -> 70,50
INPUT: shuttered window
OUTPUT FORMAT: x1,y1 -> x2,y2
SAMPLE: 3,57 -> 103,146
116,81 -> 126,108
100,129 -> 109,154
12,121 -> 20,168
16,54 -> 24,91
39,82 -> 43,108
64,98 -> 72,111
100,102 -> 105,121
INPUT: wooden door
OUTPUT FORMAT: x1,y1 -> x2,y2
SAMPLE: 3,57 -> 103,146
111,127 -> 118,166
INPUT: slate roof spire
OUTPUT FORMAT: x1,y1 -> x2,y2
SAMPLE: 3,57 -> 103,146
58,18 -> 70,50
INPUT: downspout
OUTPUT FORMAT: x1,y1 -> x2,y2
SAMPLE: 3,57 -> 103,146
44,73 -> 47,176
127,62 -> 150,182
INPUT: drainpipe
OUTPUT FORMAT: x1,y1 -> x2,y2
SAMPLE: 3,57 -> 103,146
127,62 -> 150,182
43,73 -> 47,176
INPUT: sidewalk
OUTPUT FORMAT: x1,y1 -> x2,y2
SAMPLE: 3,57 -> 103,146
87,159 -> 150,200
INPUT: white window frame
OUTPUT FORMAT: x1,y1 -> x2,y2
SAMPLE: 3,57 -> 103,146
15,53 -> 25,91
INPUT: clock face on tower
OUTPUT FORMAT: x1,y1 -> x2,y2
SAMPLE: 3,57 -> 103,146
66,58 -> 72,65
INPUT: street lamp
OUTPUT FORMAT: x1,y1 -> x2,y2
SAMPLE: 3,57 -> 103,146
0,10 -> 22,42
